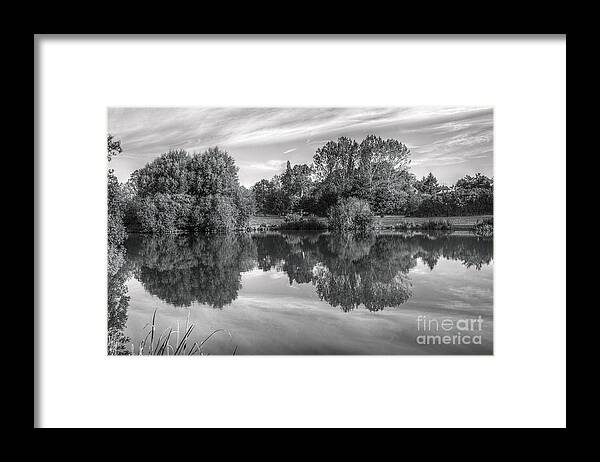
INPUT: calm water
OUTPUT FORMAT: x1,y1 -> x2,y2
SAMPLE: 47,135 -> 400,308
108,231 -> 493,355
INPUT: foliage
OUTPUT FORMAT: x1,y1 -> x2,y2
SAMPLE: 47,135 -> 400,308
456,173 -> 493,190
414,172 -> 441,195
473,217 -> 494,237
253,135 -> 414,217
412,173 -> 493,217
278,215 -> 327,230
138,193 -> 194,234
126,147 -> 252,233
111,132 -> 494,240
107,134 -> 122,162
393,219 -> 453,231
192,195 -> 238,232
284,213 -> 303,223
107,135 -> 128,246
327,197 -> 375,233
252,162 -> 315,215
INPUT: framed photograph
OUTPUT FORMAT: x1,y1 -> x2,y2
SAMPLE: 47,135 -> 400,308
107,106 -> 494,356
35,35 -> 566,428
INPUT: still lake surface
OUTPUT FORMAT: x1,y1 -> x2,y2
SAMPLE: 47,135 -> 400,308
109,231 -> 493,355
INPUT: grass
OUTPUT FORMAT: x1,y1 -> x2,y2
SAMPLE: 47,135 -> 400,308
250,214 -> 492,231
132,309 -> 236,355
375,214 -> 493,229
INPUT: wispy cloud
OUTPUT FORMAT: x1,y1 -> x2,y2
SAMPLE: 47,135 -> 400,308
108,107 -> 493,186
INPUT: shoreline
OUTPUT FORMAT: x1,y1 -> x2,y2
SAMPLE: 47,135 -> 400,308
123,214 -> 493,235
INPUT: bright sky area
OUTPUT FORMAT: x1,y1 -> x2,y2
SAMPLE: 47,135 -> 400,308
107,107 -> 493,187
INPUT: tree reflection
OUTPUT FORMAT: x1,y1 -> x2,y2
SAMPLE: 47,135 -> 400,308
123,231 -> 492,313
312,234 -> 414,312
126,233 -> 257,308
107,243 -> 131,355
253,231 -> 492,312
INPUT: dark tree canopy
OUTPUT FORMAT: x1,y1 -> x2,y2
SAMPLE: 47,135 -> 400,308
124,147 -> 253,233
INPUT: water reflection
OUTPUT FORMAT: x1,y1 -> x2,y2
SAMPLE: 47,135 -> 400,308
126,234 -> 257,308
107,243 -> 131,355
120,231 -> 492,314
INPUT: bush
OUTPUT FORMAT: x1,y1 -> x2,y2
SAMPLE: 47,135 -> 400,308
328,197 -> 375,233
412,189 -> 493,217
284,213 -> 303,223
473,218 -> 493,237
393,219 -> 453,231
419,219 -> 454,231
278,215 -> 327,230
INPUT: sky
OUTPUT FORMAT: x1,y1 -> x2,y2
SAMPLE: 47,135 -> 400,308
107,107 -> 493,187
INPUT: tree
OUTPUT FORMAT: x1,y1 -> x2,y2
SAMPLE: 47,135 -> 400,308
234,186 -> 256,228
126,146 -> 251,232
131,149 -> 191,197
190,147 -> 240,197
455,173 -> 493,190
313,137 -> 359,196
107,134 -> 122,162
415,172 -> 441,195
252,179 -> 275,214
107,134 -> 127,246
356,136 -> 410,194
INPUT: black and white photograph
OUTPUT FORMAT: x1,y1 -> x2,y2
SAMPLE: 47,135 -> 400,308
107,107 -> 494,355
35,35 -> 566,428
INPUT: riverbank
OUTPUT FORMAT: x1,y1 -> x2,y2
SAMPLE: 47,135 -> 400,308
250,214 -> 493,231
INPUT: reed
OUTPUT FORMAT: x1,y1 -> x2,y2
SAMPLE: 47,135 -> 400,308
134,309 -> 235,355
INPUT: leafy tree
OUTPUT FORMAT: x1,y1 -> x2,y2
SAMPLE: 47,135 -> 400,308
191,195 -> 238,232
131,149 -> 191,197
190,147 -> 240,197
313,137 -> 359,196
356,135 -> 411,195
456,173 -> 493,190
138,193 -> 194,234
126,147 -> 251,232
415,172 -> 441,195
234,186 -> 256,228
107,134 -> 127,246
252,179 -> 275,214
107,134 -> 122,162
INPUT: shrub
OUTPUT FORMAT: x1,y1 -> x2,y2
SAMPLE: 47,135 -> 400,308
393,219 -> 453,231
473,217 -> 493,237
419,219 -> 454,231
284,213 -> 303,223
328,197 -> 375,233
278,215 -> 327,230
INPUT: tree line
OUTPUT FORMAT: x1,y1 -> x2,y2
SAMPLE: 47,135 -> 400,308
108,133 -> 493,236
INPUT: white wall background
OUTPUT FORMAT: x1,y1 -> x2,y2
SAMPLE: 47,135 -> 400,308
36,36 -> 566,428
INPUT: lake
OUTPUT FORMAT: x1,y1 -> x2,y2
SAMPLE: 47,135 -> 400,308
108,231 -> 493,355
